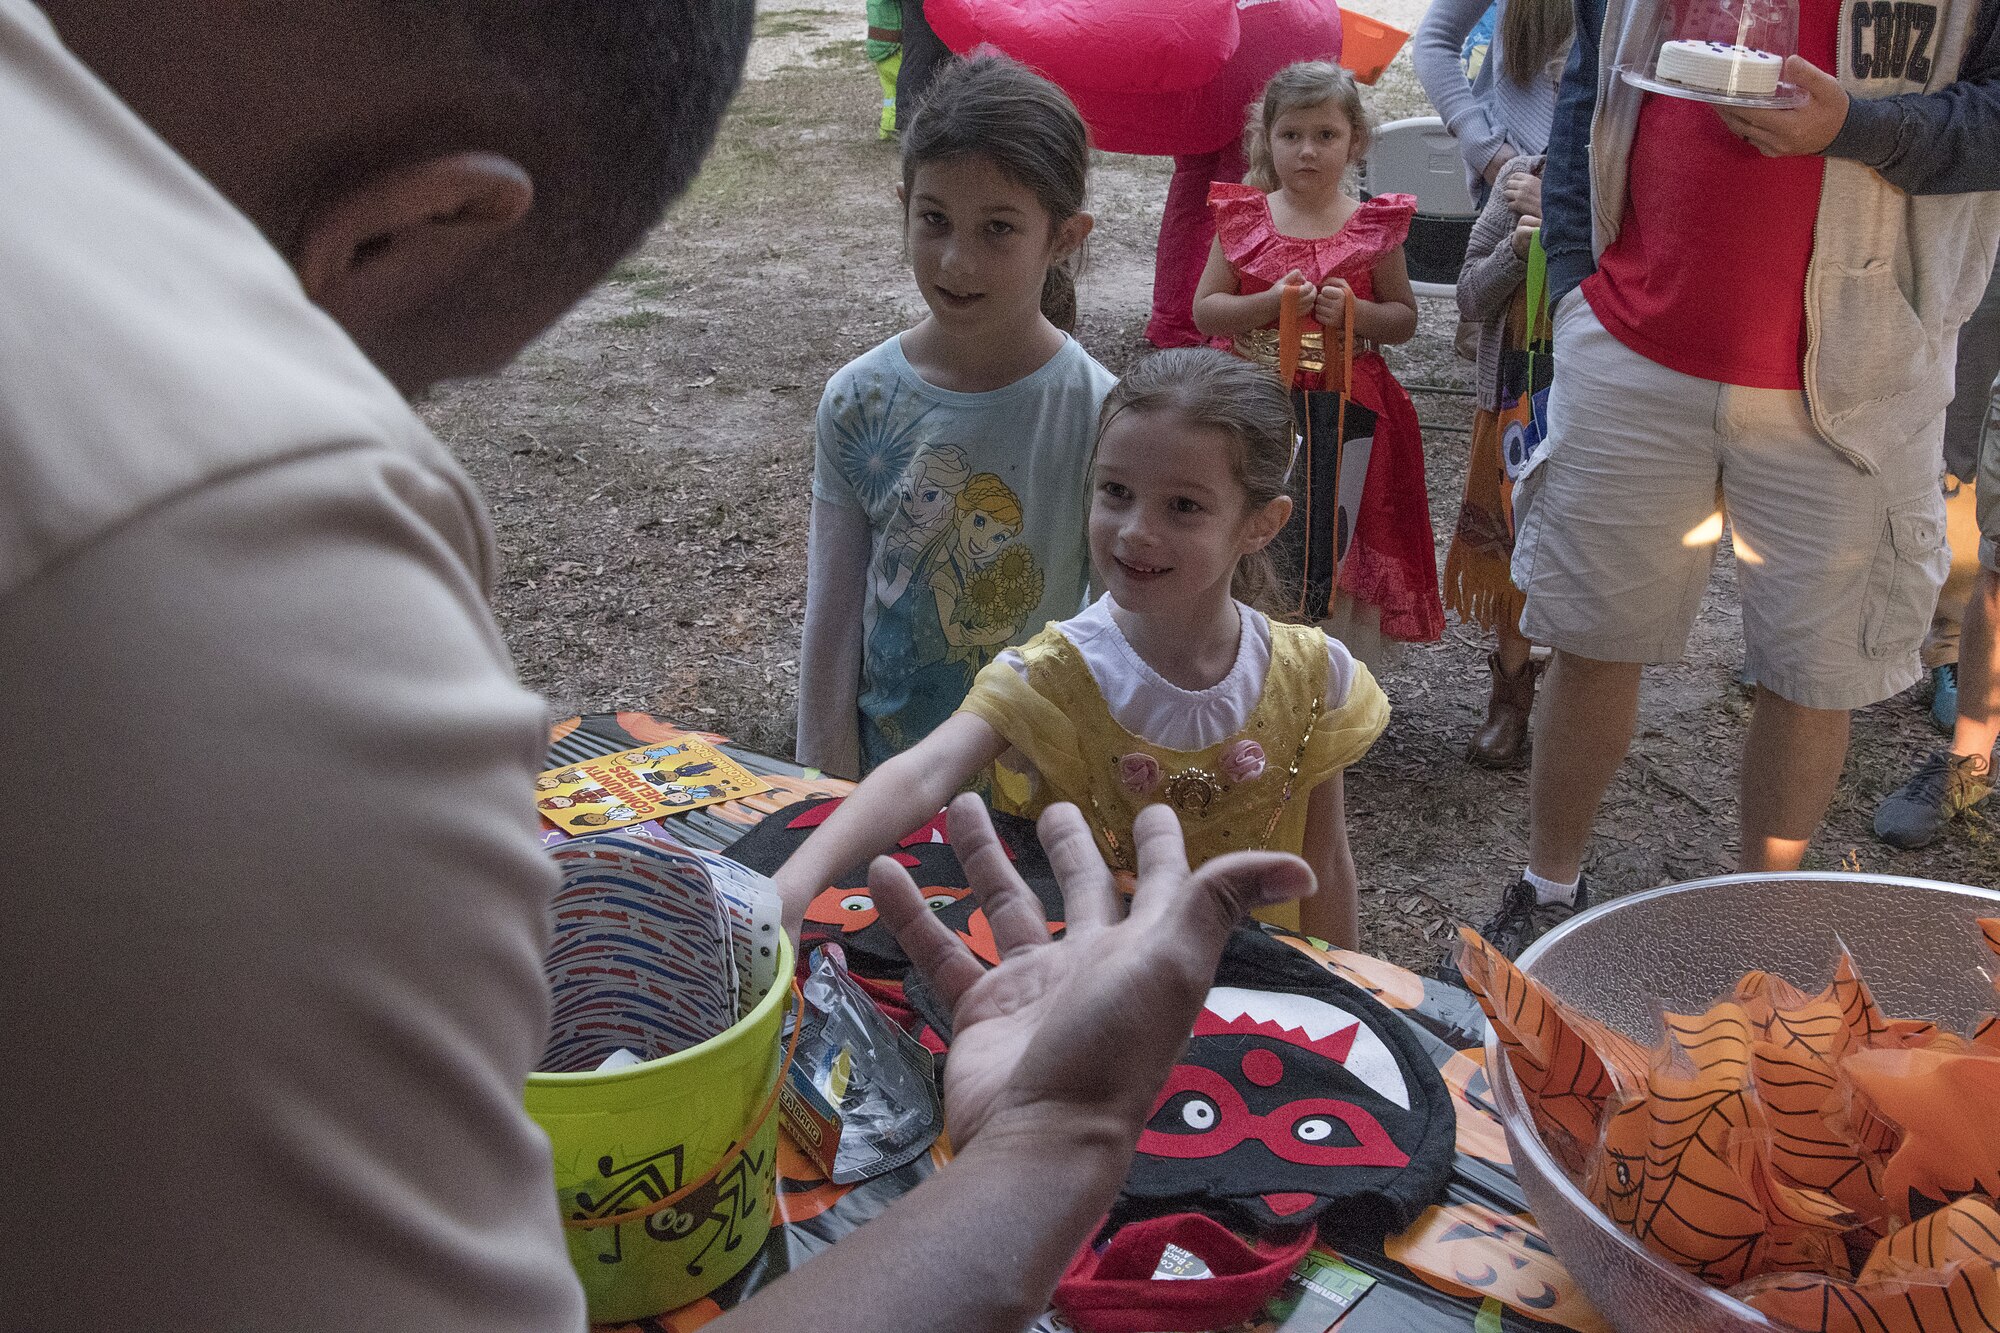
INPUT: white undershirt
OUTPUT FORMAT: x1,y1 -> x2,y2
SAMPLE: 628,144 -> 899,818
996,595 -> 1355,753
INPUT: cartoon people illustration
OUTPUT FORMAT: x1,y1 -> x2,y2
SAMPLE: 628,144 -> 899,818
638,744 -> 687,762
662,785 -> 726,807
570,806 -> 640,827
539,795 -> 579,811
873,445 -> 970,610
534,774 -> 565,791
927,473 -> 1043,672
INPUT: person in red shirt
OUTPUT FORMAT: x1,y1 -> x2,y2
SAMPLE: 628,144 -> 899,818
1451,0 -> 2000,964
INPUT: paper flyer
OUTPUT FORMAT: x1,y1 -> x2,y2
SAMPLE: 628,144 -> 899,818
535,736 -> 770,834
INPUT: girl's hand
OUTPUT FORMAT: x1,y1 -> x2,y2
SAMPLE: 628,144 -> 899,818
872,796 -> 1313,1148
1502,169 -> 1542,219
1272,269 -> 1316,322
1311,278 -> 1351,327
1510,217 -> 1539,260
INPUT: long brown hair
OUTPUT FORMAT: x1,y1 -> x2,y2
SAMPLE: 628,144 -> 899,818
1095,349 -> 1295,612
901,54 -> 1091,330
1500,0 -> 1575,88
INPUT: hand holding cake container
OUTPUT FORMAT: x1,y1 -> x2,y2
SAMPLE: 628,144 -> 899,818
1618,0 -> 1811,105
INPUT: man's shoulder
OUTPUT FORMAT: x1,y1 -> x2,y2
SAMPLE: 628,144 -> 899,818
0,7 -> 476,602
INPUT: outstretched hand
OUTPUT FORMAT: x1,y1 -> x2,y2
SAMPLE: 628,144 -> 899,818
869,794 -> 1315,1149
1715,55 -> 1849,157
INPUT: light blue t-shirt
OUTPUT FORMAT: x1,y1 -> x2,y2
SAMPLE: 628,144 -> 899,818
813,333 -> 1114,772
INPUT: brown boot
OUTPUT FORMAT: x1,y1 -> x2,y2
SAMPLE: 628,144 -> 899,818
1467,652 -> 1543,768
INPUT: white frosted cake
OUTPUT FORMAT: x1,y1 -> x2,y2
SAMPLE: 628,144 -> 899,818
1656,39 -> 1783,94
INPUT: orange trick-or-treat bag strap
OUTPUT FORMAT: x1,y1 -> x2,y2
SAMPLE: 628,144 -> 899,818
1277,279 -> 1304,389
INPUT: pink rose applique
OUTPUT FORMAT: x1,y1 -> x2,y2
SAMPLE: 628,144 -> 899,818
1118,753 -> 1162,795
1220,740 -> 1267,784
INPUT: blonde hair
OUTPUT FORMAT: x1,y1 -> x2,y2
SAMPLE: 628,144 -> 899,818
1096,348 -> 1295,612
1243,62 -> 1372,193
956,473 -> 1024,529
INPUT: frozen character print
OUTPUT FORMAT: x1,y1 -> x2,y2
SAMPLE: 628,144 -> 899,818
873,445 -> 971,611
927,473 -> 1043,675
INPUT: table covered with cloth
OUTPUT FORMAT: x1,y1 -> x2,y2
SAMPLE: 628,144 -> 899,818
546,713 -> 1611,1333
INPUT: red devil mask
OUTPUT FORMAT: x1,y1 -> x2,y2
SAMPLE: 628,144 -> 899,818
1117,929 -> 1455,1239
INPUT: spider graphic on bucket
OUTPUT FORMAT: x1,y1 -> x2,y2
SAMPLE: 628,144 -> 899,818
570,1141 -> 773,1278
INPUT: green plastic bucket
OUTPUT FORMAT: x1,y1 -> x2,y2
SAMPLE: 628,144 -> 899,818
525,934 -> 794,1324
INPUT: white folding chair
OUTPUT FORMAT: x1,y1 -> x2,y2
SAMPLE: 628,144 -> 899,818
1359,115 -> 1479,300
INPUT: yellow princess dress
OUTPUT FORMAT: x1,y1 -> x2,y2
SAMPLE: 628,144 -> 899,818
958,596 -> 1389,930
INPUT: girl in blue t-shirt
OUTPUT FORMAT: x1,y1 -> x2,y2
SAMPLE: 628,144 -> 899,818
796,54 -> 1116,778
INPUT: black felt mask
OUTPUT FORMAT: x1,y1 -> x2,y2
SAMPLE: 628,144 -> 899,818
1116,929 -> 1456,1240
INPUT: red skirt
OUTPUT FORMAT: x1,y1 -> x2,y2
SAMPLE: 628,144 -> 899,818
1273,354 -> 1442,641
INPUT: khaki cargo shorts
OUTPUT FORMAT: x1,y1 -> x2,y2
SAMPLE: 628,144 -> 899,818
1511,296 -> 1950,711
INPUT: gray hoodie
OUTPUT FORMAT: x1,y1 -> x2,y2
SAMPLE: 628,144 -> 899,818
1541,0 -> 2000,466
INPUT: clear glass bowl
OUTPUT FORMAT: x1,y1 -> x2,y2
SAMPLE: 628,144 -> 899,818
1483,872 -> 2000,1333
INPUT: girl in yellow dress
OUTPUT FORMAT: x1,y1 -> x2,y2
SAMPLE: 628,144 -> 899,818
775,348 -> 1390,947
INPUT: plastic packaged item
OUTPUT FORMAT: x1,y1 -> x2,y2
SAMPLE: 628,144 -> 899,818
779,944 -> 943,1184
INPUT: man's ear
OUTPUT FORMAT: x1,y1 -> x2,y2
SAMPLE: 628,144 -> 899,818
294,151 -> 533,335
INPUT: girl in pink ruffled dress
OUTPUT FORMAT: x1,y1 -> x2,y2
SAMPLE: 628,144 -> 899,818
1194,62 -> 1444,662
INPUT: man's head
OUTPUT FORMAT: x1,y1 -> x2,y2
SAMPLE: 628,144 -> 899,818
45,1 -> 754,392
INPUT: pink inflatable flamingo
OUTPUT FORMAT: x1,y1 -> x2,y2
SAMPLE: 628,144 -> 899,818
927,0 -> 1345,346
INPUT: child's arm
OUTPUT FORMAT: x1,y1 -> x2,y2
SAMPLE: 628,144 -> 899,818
1456,164 -> 1534,325
1315,250 -> 1420,346
772,711 -> 1011,937
1192,236 -> 1313,337
1296,773 -> 1359,950
797,497 -> 871,780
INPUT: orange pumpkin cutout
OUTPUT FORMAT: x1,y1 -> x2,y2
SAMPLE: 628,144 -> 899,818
1740,1198 -> 2000,1333
1384,1201 -> 1614,1333
1454,928 -> 1647,1170
1843,1045 -> 2000,1221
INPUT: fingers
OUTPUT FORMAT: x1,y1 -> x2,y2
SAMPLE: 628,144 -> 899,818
1120,803 -> 1191,931
870,854 -> 986,1008
1174,850 -> 1319,944
1034,802 -> 1121,929
946,793 -> 1052,958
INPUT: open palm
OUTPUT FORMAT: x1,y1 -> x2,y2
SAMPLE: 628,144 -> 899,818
868,795 -> 1316,1149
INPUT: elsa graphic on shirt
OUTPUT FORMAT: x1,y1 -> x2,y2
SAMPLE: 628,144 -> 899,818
860,471 -> 1045,758
872,445 -> 970,611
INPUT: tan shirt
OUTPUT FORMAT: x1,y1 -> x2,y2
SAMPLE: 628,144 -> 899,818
0,3 -> 585,1327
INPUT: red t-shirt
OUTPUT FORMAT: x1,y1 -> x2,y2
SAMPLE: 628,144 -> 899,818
1582,0 -> 1838,389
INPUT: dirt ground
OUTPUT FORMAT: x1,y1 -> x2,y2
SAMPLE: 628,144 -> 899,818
420,7 -> 1994,973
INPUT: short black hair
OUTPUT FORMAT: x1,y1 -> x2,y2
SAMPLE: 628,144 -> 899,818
448,1 -> 756,271
282,2 -> 754,279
